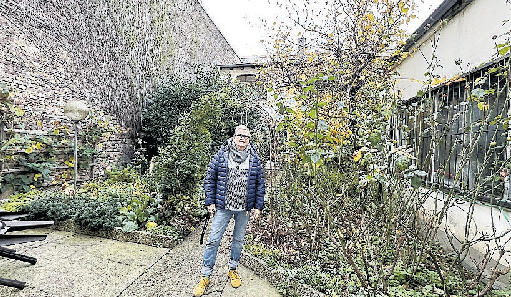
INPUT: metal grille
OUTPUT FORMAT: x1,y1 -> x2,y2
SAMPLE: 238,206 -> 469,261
394,57 -> 510,203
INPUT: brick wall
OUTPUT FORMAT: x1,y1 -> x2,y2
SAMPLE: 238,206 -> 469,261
0,0 -> 240,192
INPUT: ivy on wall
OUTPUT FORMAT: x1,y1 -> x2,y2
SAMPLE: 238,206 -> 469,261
0,82 -> 118,193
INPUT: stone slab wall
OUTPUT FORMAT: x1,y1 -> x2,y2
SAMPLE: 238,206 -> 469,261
0,0 -> 240,188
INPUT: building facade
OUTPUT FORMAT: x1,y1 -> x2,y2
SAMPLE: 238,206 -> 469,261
0,0 -> 240,192
394,0 -> 510,289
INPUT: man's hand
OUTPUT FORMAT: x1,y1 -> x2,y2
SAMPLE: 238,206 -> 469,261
208,204 -> 216,217
252,209 -> 261,220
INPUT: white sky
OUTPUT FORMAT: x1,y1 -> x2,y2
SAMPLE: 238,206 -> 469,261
200,0 -> 446,58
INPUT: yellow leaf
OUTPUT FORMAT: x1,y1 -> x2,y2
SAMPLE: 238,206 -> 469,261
12,106 -> 24,116
353,150 -> 362,162
367,13 -> 375,22
35,142 -> 43,149
36,121 -> 43,128
432,76 -> 447,86
477,102 -> 489,111
25,147 -> 33,154
146,221 -> 158,230
34,173 -> 42,181
65,159 -> 74,167
54,129 -> 60,135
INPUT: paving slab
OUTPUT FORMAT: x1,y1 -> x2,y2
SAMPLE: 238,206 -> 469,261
119,221 -> 282,297
0,228 -> 168,297
0,223 -> 281,297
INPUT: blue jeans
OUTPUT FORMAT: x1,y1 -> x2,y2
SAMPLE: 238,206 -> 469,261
201,209 -> 250,277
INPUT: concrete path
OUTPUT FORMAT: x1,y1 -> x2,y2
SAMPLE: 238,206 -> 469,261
0,225 -> 281,297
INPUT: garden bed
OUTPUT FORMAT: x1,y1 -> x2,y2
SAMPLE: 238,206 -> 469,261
240,250 -> 326,297
51,220 -> 179,248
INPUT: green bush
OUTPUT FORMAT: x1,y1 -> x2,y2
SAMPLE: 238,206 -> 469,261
147,224 -> 182,239
0,190 -> 41,212
142,68 -> 224,159
102,167 -> 141,184
81,166 -> 161,232
151,85 -> 248,198
73,196 -> 121,231
152,125 -> 212,198
23,191 -> 122,231
23,192 -> 74,222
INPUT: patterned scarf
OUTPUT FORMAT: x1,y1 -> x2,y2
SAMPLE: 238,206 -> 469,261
228,138 -> 250,163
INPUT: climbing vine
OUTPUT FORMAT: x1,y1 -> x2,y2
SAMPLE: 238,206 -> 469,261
0,82 -> 118,193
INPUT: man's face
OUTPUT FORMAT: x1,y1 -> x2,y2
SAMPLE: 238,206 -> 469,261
234,129 -> 250,151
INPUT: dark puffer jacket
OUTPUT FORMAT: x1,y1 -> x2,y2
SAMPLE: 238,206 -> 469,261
204,141 -> 265,211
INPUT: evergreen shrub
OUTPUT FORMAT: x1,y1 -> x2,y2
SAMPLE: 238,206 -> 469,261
23,191 -> 122,231
141,67 -> 224,159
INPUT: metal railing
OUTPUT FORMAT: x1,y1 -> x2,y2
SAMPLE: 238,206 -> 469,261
393,57 -> 510,206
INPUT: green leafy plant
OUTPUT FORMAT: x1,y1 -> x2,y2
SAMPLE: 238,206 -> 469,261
147,224 -> 182,239
82,166 -> 161,232
119,193 -> 161,232
0,190 -> 41,212
72,196 -> 122,231
23,191 -> 122,231
151,84 -> 252,198
142,67 -> 224,159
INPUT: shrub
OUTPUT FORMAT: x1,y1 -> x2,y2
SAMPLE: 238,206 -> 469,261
0,190 -> 41,212
73,196 -> 121,231
22,191 -> 74,221
23,191 -> 122,231
142,67 -> 224,159
81,166 -> 161,232
152,124 -> 212,198
147,224 -> 182,239
151,86 -> 243,198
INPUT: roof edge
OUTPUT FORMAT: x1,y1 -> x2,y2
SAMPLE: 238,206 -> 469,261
403,0 -> 476,52
196,0 -> 242,63
218,63 -> 263,70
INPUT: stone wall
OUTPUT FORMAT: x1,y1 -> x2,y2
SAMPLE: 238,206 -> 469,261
0,0 -> 240,190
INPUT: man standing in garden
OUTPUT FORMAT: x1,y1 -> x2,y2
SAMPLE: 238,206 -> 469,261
193,125 -> 265,296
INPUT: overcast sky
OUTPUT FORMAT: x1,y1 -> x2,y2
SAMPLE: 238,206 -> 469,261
199,0 -> 445,58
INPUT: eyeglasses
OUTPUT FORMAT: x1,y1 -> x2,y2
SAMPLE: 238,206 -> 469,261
235,134 -> 250,140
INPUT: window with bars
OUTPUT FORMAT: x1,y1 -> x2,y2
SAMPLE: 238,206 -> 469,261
393,57 -> 510,206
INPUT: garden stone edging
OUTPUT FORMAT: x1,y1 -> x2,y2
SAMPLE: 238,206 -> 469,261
240,250 -> 326,297
51,220 -> 179,248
